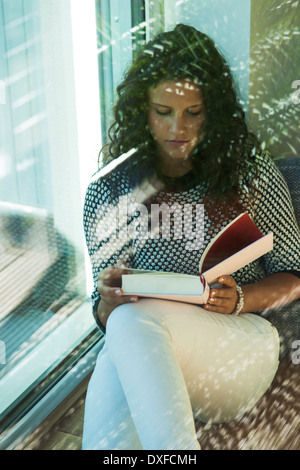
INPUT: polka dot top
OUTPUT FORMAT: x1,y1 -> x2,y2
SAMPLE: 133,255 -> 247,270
83,152 -> 300,333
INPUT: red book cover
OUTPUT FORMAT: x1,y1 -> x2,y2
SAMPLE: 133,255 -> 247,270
201,213 -> 263,273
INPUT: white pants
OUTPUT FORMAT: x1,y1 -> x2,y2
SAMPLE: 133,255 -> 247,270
82,299 -> 279,450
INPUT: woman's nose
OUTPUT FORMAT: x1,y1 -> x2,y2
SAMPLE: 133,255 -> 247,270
170,114 -> 186,134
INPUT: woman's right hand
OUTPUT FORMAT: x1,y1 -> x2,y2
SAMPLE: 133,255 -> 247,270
96,261 -> 138,328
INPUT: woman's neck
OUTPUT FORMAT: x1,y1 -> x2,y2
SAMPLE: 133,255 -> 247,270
158,156 -> 193,178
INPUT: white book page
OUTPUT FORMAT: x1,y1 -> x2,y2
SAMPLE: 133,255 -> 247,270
122,273 -> 201,295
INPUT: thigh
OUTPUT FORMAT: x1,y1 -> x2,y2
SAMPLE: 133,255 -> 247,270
121,299 -> 280,423
179,308 -> 279,423
82,343 -> 142,450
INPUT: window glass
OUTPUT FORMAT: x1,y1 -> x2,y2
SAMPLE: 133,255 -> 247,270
163,0 -> 251,112
95,0 -> 146,148
0,0 -> 101,432
249,0 -> 300,158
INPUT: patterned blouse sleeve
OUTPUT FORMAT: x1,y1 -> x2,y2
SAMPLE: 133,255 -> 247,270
252,153 -> 300,277
83,174 -> 133,332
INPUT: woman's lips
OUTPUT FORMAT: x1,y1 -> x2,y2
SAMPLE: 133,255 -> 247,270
167,140 -> 190,146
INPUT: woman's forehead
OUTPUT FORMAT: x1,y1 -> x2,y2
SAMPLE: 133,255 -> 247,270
149,79 -> 203,102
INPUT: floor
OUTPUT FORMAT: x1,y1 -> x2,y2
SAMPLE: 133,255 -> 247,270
35,394 -> 86,451
29,356 -> 299,451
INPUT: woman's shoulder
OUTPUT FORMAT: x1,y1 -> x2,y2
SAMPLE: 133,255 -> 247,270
86,159 -> 133,203
252,149 -> 288,189
249,149 -> 297,223
253,148 -> 277,172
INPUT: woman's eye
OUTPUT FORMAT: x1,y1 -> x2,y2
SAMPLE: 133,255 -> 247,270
153,108 -> 203,116
187,110 -> 202,116
155,109 -> 171,116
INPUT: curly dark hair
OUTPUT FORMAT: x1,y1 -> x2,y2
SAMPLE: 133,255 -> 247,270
100,23 -> 260,203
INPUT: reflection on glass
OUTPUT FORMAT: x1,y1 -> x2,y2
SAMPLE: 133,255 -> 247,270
0,0 -> 89,428
249,0 -> 300,158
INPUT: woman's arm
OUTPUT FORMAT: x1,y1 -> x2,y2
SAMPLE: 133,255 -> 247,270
96,261 -> 138,329
83,175 -> 135,332
204,272 -> 300,315
205,154 -> 300,315
241,272 -> 300,313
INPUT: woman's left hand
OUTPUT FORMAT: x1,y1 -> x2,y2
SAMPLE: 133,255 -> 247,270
204,275 -> 239,314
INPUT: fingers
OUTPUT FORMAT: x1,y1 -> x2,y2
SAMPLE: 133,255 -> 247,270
217,275 -> 236,288
97,264 -> 138,306
99,282 -> 138,307
98,264 -> 128,287
204,296 -> 232,313
208,287 -> 232,299
204,275 -> 238,314
116,259 -> 129,269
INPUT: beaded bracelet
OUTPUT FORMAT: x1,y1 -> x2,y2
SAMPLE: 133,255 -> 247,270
233,285 -> 244,315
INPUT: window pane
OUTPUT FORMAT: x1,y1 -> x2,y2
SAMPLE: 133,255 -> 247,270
0,0 -> 101,431
95,0 -> 147,149
249,0 -> 300,157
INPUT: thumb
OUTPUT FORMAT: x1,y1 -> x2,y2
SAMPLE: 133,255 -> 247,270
116,260 -> 129,269
217,275 -> 236,287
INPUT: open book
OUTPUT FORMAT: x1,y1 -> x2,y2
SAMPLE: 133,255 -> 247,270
121,213 -> 273,305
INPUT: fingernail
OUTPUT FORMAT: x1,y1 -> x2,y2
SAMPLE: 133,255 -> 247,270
130,297 -> 138,302
115,289 -> 122,295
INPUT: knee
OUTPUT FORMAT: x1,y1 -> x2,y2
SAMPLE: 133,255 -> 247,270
106,299 -> 166,342
106,302 -> 140,336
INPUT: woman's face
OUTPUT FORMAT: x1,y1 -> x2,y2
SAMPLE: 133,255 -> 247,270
148,79 -> 205,171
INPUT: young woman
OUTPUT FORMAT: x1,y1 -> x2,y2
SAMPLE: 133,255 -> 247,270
82,24 -> 300,450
